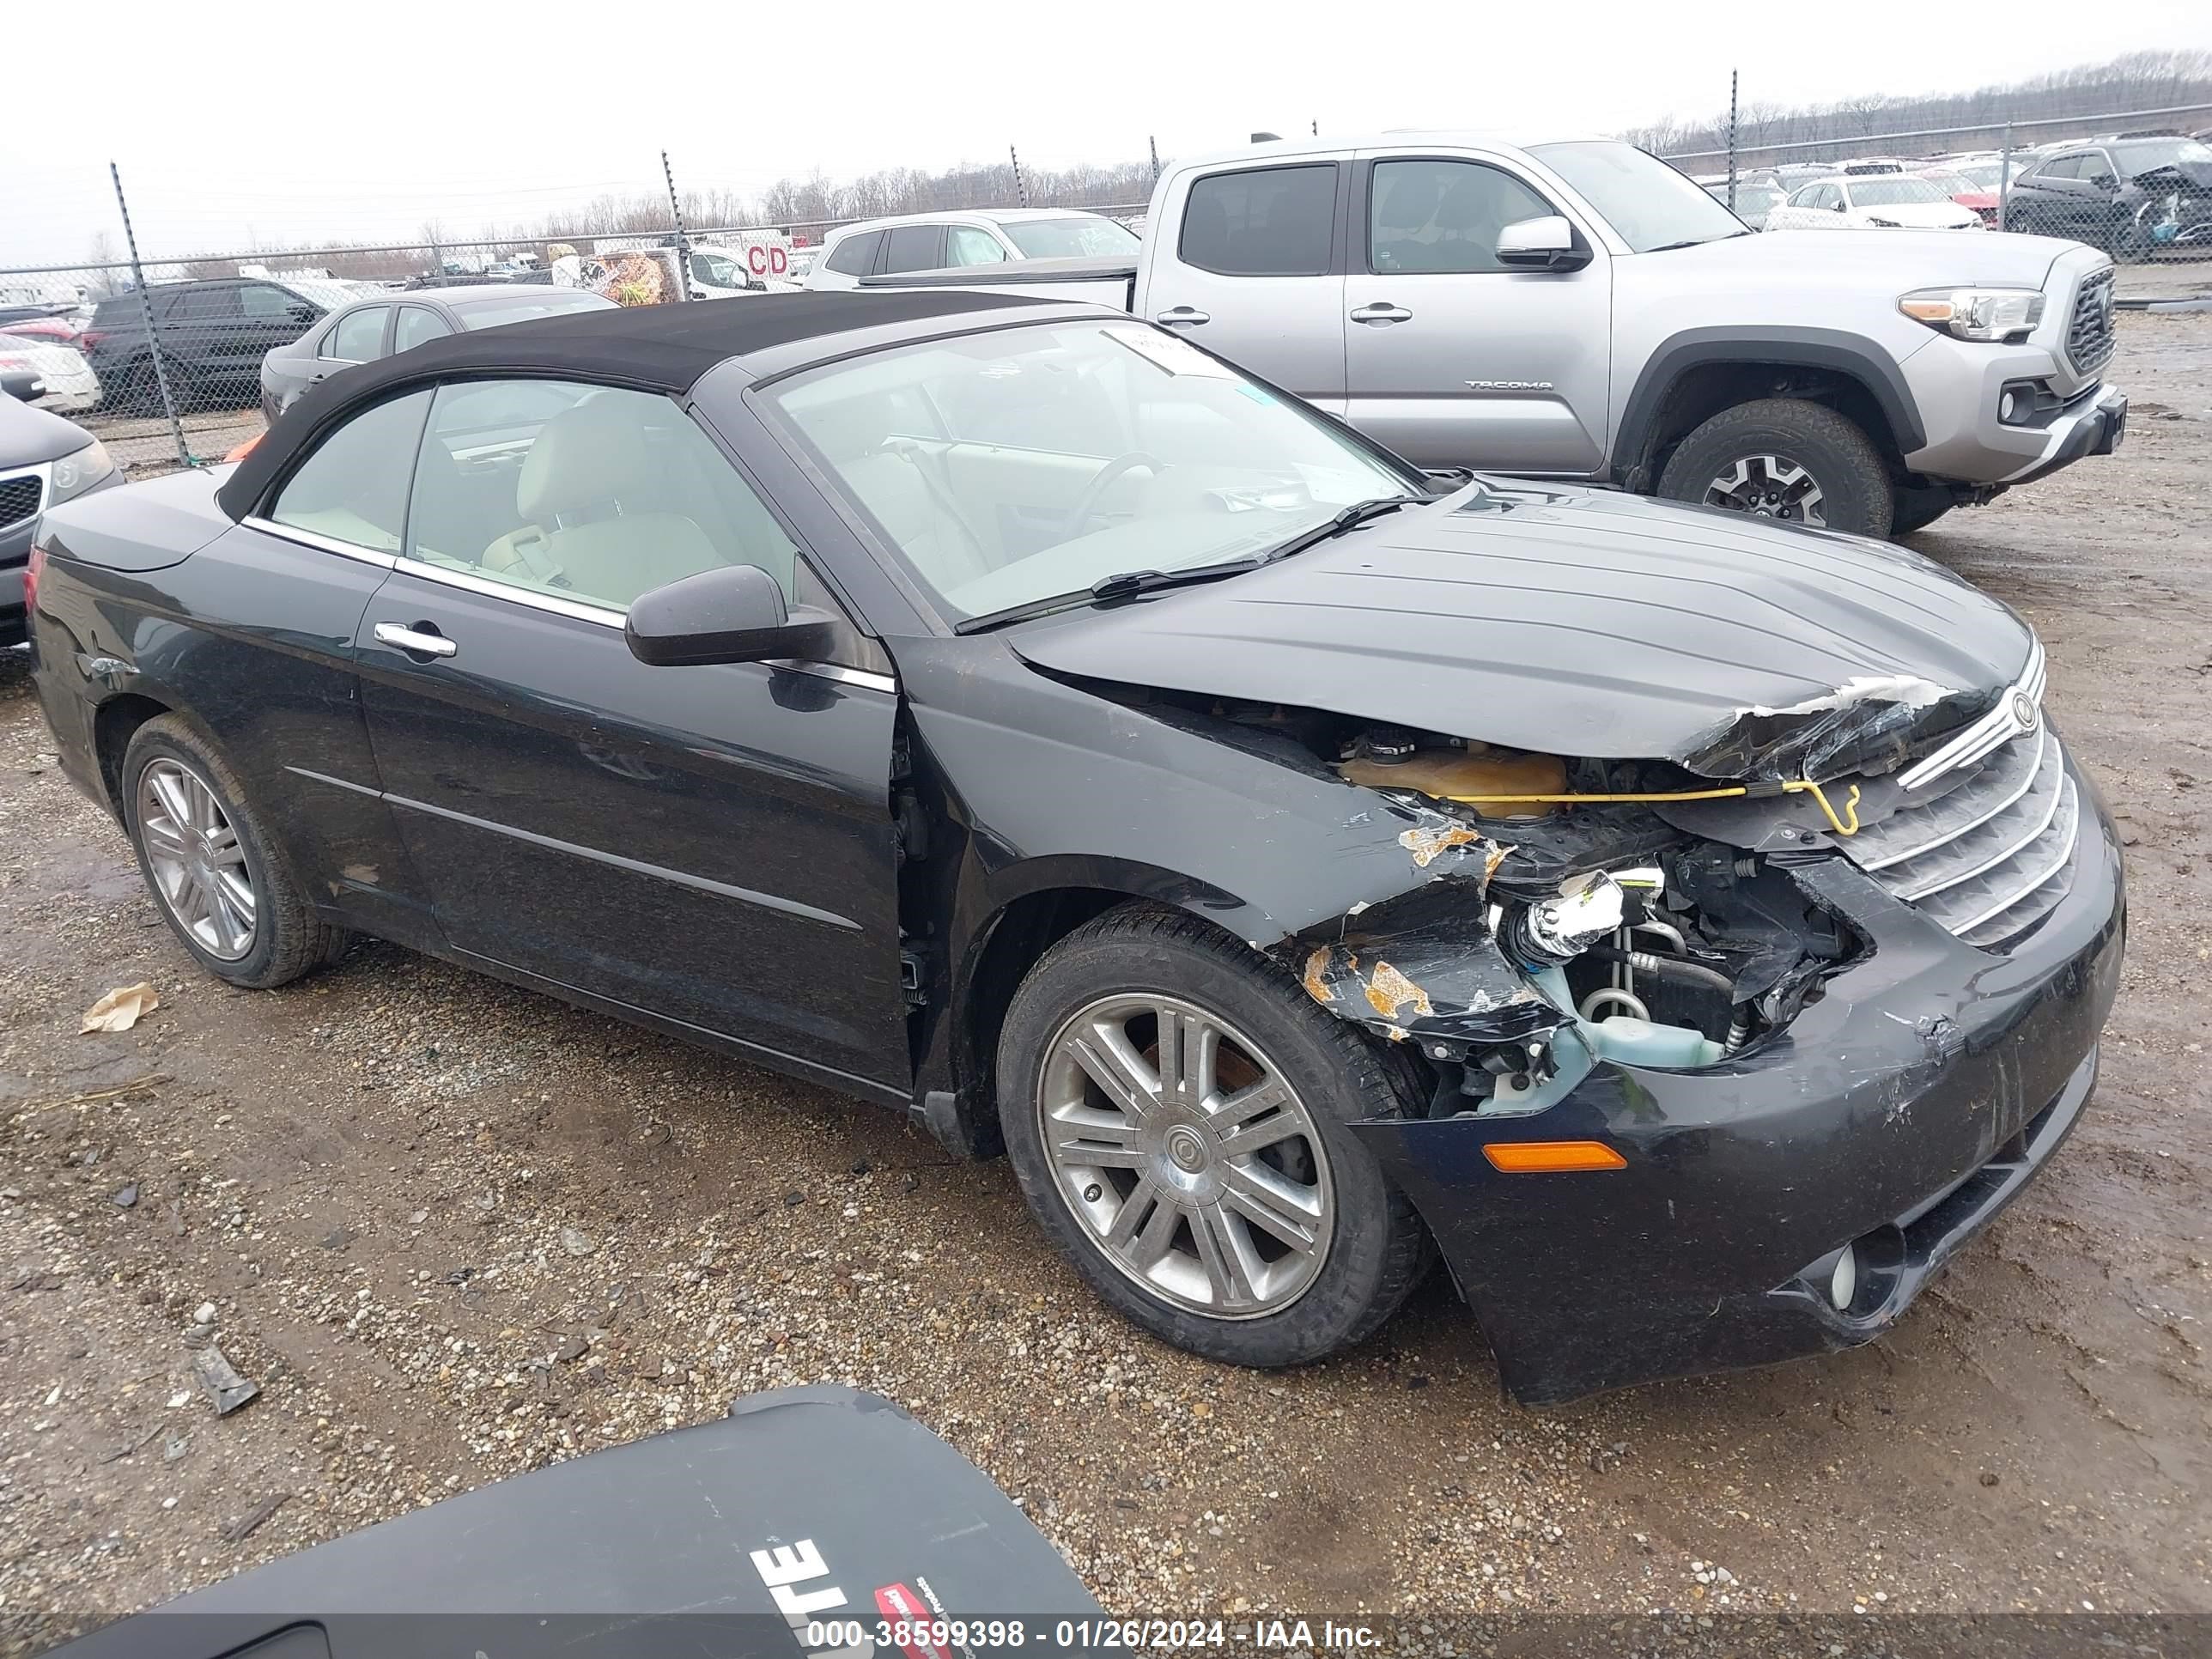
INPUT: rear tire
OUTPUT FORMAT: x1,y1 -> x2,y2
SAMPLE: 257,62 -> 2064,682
996,904 -> 1432,1368
121,716 -> 349,990
1658,397 -> 1895,539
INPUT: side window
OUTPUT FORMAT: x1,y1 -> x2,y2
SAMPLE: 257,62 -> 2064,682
404,380 -> 802,614
823,230 -> 883,276
946,225 -> 1007,266
172,286 -> 241,322
1368,159 -> 1553,275
2039,155 -> 2082,181
392,307 -> 452,352
267,388 -> 433,553
1179,164 -> 1336,276
2083,151 -> 2118,185
881,225 -> 945,273
328,307 -> 388,362
240,284 -> 301,319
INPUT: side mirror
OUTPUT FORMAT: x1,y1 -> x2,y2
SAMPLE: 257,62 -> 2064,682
1,369 -> 44,401
624,562 -> 841,668
1495,216 -> 1590,271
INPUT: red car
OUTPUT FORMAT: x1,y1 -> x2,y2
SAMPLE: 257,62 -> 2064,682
1922,169 -> 2002,226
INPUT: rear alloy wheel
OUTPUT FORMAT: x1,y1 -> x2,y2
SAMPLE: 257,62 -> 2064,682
121,715 -> 349,989
1658,398 -> 1895,539
997,904 -> 1431,1367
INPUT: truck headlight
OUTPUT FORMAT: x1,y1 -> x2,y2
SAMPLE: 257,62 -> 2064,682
49,438 -> 117,503
1898,286 -> 2045,341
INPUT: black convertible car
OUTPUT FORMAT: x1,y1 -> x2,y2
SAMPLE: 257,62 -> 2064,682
27,292 -> 2122,1402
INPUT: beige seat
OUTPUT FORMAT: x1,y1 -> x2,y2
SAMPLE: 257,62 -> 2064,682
480,396 -> 725,610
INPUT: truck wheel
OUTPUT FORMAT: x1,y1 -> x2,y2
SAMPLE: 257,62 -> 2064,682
122,716 -> 350,989
996,903 -> 1432,1368
1659,398 -> 1895,539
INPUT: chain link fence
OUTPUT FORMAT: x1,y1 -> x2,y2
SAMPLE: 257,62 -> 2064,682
1660,100 -> 2212,258
3,105 -> 2203,481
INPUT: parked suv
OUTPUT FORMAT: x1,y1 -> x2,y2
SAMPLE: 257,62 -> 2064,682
808,209 -> 1139,290
81,276 -> 370,416
2004,137 -> 2212,259
866,132 -> 2128,538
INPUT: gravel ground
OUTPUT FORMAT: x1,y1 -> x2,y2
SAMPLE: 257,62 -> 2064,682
2,309 -> 2208,1651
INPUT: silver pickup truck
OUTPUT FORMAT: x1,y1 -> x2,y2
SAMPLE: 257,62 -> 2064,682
856,131 -> 2128,538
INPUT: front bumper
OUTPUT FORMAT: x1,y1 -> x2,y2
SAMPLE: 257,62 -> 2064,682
1351,760 -> 2125,1404
1899,332 -> 2127,486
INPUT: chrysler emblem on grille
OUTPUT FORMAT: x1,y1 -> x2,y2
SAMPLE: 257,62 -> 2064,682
2009,689 -> 2039,732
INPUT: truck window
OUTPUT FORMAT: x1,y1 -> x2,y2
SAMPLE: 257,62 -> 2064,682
947,225 -> 1008,266
1178,164 -> 1335,277
1368,159 -> 1553,275
824,230 -> 884,276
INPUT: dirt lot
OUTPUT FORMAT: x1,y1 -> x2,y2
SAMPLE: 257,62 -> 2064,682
3,310 -> 2209,1650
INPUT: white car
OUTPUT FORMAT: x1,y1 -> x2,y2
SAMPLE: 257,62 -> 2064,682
0,338 -> 100,413
1764,175 -> 1985,233
805,208 -> 1140,290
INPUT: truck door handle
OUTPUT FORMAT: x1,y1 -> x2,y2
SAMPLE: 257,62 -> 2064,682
1154,307 -> 1209,325
1350,303 -> 1413,325
373,622 -> 458,660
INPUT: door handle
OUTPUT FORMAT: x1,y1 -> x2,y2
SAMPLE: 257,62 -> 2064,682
1154,307 -> 1209,325
373,622 -> 457,659
1350,303 -> 1413,325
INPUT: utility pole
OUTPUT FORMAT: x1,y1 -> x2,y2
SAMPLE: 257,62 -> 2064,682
661,149 -> 694,297
1010,144 -> 1029,207
1997,123 -> 2014,231
110,162 -> 187,467
1727,70 -> 1740,212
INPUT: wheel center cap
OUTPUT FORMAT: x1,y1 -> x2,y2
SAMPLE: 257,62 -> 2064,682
1164,1125 -> 1209,1174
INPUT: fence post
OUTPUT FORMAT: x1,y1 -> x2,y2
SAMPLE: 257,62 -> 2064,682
1997,124 -> 2014,232
661,149 -> 693,298
1148,135 -> 1160,183
109,161 -> 189,470
1727,70 -> 1739,211
1010,144 -> 1029,208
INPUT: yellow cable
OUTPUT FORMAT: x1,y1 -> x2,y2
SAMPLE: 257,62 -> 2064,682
1438,779 -> 1863,836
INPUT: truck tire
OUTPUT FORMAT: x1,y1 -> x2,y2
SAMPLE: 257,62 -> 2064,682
1659,398 -> 1895,539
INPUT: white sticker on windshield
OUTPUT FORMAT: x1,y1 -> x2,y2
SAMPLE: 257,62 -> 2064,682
1103,324 -> 1239,379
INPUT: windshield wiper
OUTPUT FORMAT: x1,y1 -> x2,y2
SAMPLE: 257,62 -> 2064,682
1255,494 -> 1419,564
954,559 -> 1261,635
1648,230 -> 1753,252
952,496 -> 1419,635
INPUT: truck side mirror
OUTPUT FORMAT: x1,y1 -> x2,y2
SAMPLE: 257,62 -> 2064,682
1495,216 -> 1590,272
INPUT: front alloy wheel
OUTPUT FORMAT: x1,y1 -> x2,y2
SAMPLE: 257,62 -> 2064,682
137,757 -> 257,959
1702,453 -> 1826,526
1039,994 -> 1334,1317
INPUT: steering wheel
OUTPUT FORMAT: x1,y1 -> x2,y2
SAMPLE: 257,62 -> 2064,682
1067,452 -> 1165,531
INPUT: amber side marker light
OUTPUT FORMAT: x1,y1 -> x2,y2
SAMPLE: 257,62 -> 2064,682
222,434 -> 262,464
1483,1140 -> 1628,1173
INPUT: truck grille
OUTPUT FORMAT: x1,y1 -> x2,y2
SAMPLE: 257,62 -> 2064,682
0,472 -> 43,531
2065,267 -> 2116,376
1847,723 -> 2081,951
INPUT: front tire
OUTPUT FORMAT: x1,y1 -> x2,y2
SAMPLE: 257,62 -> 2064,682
122,716 -> 349,989
1657,398 -> 1895,539
996,904 -> 1431,1368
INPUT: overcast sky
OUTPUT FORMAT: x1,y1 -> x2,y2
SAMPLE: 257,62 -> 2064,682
6,0 -> 2208,267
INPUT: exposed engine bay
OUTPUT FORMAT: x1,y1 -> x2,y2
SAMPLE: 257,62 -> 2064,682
1122,690 -> 1869,1109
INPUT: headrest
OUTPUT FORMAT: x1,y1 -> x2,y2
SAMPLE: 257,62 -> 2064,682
516,394 -> 654,521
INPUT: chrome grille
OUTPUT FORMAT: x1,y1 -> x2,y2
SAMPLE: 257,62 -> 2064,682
1849,723 -> 2081,951
0,471 -> 42,530
2065,267 -> 2116,376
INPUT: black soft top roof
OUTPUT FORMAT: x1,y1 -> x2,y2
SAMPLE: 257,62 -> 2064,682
216,289 -> 1063,520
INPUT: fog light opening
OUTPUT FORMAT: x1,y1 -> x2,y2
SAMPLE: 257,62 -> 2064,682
1998,390 -> 2018,422
1828,1243 -> 1859,1312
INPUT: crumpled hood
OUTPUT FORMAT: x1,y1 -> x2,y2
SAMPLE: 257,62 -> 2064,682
1006,483 -> 2035,783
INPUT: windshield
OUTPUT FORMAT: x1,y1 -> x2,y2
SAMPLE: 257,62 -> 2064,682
2113,138 -> 2212,174
765,321 -> 1414,622
1850,177 -> 1949,206
1919,172 -> 1978,195
1001,216 -> 1141,259
1529,142 -> 1747,250
287,278 -> 380,312
458,290 -> 616,329
1706,183 -> 1784,216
